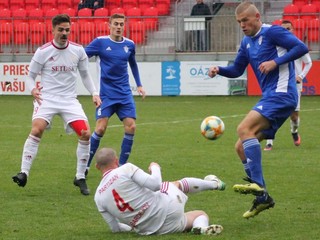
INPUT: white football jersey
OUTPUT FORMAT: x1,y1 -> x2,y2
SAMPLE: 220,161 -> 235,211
29,41 -> 89,98
94,163 -> 169,235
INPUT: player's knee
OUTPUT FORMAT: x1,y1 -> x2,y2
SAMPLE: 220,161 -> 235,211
235,140 -> 242,154
124,123 -> 136,133
80,129 -> 91,140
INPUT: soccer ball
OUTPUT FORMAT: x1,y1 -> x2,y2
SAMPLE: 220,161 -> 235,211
200,116 -> 225,140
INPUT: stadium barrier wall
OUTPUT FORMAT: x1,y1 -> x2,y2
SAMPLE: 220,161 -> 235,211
1,61 -> 319,96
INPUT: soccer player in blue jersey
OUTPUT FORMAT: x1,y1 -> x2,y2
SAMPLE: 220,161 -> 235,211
208,1 -> 309,219
84,13 -> 146,176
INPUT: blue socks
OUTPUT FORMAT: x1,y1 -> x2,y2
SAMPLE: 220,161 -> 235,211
119,133 -> 134,165
87,132 -> 102,168
242,138 -> 265,187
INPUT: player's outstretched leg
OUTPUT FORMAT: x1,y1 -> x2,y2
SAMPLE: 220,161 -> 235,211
242,194 -> 275,219
191,224 -> 223,236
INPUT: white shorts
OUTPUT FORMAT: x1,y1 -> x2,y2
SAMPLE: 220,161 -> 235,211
32,95 -> 88,134
154,182 -> 188,235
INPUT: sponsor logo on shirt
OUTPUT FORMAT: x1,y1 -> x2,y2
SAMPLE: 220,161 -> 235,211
51,66 -> 75,72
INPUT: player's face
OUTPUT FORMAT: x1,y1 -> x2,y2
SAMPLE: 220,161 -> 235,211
52,22 -> 71,45
236,10 -> 261,36
281,23 -> 294,33
109,18 -> 125,41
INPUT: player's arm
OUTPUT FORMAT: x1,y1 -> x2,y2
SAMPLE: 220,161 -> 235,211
26,59 -> 43,105
298,53 -> 312,82
129,48 -> 146,99
84,38 -> 100,58
129,163 -> 162,191
99,211 -> 132,233
269,26 -> 309,66
210,41 -> 249,78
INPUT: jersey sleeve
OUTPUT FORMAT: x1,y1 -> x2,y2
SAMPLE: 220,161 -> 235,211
299,53 -> 312,79
128,45 -> 142,87
268,25 -> 309,66
85,38 -> 100,58
218,40 -> 249,78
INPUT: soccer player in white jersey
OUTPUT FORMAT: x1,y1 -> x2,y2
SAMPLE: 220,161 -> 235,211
12,14 -> 102,195
94,148 -> 225,236
208,2 -> 309,218
84,14 -> 146,177
264,20 -> 312,151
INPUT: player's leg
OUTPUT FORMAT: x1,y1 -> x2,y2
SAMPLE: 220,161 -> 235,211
86,117 -> 109,173
186,211 -> 223,236
290,111 -> 300,146
119,117 -> 136,166
13,118 -> 47,187
70,120 -> 91,195
175,175 -> 225,193
264,139 -> 273,151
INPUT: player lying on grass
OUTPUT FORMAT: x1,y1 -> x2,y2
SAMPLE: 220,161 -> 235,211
94,147 -> 225,236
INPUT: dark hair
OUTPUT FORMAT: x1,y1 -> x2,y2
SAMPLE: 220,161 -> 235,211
52,14 -> 71,27
282,20 -> 293,25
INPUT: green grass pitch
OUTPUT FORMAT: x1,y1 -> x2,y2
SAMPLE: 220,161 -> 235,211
1,95 -> 319,240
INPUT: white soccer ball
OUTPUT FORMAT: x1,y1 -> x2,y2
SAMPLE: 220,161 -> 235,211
200,116 -> 225,140
204,174 -> 219,181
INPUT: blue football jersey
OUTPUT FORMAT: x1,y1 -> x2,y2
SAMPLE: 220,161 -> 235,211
85,36 -> 142,100
219,24 -> 309,97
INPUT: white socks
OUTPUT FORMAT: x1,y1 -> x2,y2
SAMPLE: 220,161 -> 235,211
179,177 -> 217,193
21,135 -> 41,176
76,140 -> 90,179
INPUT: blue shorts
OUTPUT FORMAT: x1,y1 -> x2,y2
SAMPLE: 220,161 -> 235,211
254,92 -> 297,139
96,96 -> 136,121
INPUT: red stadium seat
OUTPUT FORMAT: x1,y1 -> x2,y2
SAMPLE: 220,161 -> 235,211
155,0 -> 170,16
300,3 -> 319,20
77,8 -> 93,23
126,7 -> 142,24
0,8 -> 11,24
60,8 -> 76,19
138,0 -> 154,12
42,0 -> 58,14
93,8 -> 109,23
57,0 -> 73,11
13,22 -> 29,45
310,0 -> 320,9
110,7 -> 125,16
12,8 -> 27,26
292,18 -> 306,41
69,21 -> 79,42
30,22 -> 46,52
44,8 -> 60,25
10,0 -> 25,11
25,0 -> 40,11
122,0 -> 138,12
292,0 -> 308,10
105,0 -> 122,13
95,21 -> 109,36
28,8 -> 44,25
271,19 -> 282,26
0,22 -> 12,52
283,4 -> 300,22
79,21 -> 95,45
0,0 -> 9,10
307,18 -> 320,42
129,21 -> 145,44
143,6 -> 159,31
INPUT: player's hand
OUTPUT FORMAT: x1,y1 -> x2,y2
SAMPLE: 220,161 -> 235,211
208,66 -> 219,78
148,162 -> 160,173
296,75 -> 302,83
137,86 -> 146,100
31,87 -> 43,105
259,60 -> 277,74
93,95 -> 101,107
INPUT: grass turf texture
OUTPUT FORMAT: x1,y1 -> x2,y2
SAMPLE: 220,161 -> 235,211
1,95 -> 319,240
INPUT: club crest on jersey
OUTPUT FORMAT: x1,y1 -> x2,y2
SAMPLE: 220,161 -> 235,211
123,46 -> 129,53
258,36 -> 263,45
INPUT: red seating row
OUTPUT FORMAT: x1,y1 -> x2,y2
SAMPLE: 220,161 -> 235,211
0,0 -> 79,12
283,3 -> 320,21
0,19 -> 152,53
272,18 -> 320,43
